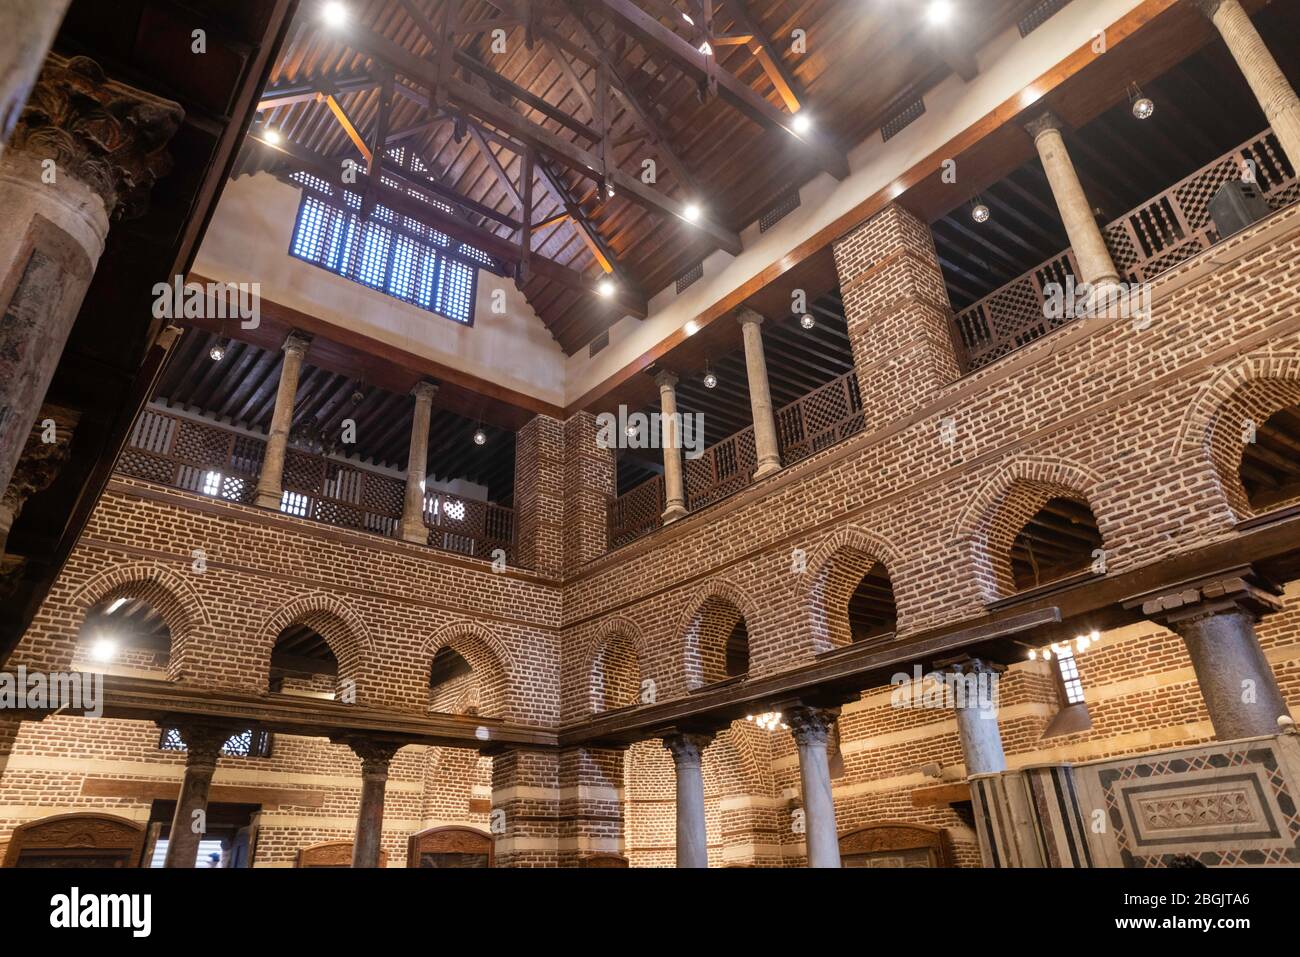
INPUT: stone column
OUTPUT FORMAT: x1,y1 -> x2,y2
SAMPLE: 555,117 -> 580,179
945,658 -> 1008,776
163,724 -> 227,868
788,707 -> 842,868
0,403 -> 77,555
348,738 -> 402,868
655,370 -> 688,523
1195,0 -> 1300,169
1131,574 -> 1292,740
663,731 -> 712,867
736,309 -> 782,481
400,381 -> 437,543
0,54 -> 181,503
1024,112 -> 1120,298
253,332 -> 311,510
0,1 -> 72,155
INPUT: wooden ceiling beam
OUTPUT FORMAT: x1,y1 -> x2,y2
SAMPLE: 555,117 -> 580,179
586,0 -> 848,180
324,93 -> 373,165
257,71 -> 379,111
719,0 -> 803,112
333,19 -> 743,257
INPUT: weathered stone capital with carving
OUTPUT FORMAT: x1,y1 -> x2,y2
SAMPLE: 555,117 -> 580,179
654,368 -> 680,390
11,54 -> 184,220
282,331 -> 312,358
1190,0 -> 1227,19
0,404 -> 79,556
787,706 -> 839,748
736,307 -> 766,328
938,656 -> 1006,678
411,380 -> 439,402
173,724 -> 231,771
1023,110 -> 1065,142
349,738 -> 403,778
663,732 -> 713,767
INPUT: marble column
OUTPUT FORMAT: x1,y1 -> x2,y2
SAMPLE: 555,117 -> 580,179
348,739 -> 401,868
253,332 -> 311,510
788,707 -> 842,868
736,309 -> 782,481
946,659 -> 1008,776
655,370 -> 688,524
0,403 -> 77,556
400,381 -> 437,543
1195,0 -> 1300,169
1024,112 -> 1120,300
1133,575 -> 1292,740
163,725 -> 227,868
0,54 -> 181,503
1170,608 -> 1291,740
0,0 -> 71,155
663,732 -> 713,867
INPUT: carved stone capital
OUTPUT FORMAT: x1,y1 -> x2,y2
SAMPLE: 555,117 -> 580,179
935,656 -> 1006,678
663,732 -> 713,767
410,380 -> 439,402
1023,110 -> 1064,142
11,54 -> 184,220
282,331 -> 312,359
172,724 -> 231,772
654,368 -> 679,390
1189,0 -> 1227,19
347,738 -> 403,778
787,706 -> 839,748
736,307 -> 766,328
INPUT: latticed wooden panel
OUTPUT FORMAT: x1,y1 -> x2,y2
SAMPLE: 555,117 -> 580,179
282,450 -> 325,495
778,372 -> 865,464
314,499 -> 366,531
229,435 -> 265,477
686,428 -> 755,509
361,471 -> 404,518
117,447 -> 177,485
171,418 -> 232,467
608,476 -> 664,549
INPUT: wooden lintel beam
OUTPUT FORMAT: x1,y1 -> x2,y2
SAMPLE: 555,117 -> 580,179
589,0 -> 848,179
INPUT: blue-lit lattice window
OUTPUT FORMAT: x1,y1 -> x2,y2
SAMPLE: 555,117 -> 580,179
289,186 -> 480,325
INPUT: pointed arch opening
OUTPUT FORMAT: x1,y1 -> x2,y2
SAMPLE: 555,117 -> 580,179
684,594 -> 749,688
268,624 -> 338,696
589,624 -> 643,714
1009,496 -> 1103,591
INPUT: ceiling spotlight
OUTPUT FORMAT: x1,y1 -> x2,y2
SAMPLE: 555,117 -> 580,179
972,202 -> 991,223
91,639 -> 117,662
800,313 -> 815,330
791,112 -> 811,135
321,1 -> 348,27
262,127 -> 282,146
473,428 -> 487,446
703,370 -> 718,389
597,278 -> 616,298
209,340 -> 227,362
1028,648 -> 1038,661
682,203 -> 702,223
926,0 -> 955,25
1132,96 -> 1155,120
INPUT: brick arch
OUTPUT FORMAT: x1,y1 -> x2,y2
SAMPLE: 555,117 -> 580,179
422,620 -> 513,720
676,578 -> 760,691
585,617 -> 647,715
68,561 -> 210,679
257,593 -> 372,700
954,456 -> 1110,602
800,525 -> 908,652
1175,353 -> 1300,520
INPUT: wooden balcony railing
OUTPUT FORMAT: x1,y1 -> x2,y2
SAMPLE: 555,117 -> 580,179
119,408 -> 515,564
952,128 -> 1300,372
607,369 -> 865,550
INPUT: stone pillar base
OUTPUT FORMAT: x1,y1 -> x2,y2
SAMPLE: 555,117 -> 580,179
254,489 -> 282,511
753,460 -> 781,481
662,503 -> 688,523
400,521 -> 427,545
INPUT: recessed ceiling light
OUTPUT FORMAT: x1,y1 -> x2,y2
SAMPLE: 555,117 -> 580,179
322,1 -> 348,27
792,113 -> 811,135
262,128 -> 282,146
597,278 -> 616,298
926,0 -> 955,26
682,203 -> 702,223
91,639 -> 117,662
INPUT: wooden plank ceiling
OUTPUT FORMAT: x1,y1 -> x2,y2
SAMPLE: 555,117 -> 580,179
930,0 -> 1300,310
238,0 -> 1046,355
157,327 -> 518,502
